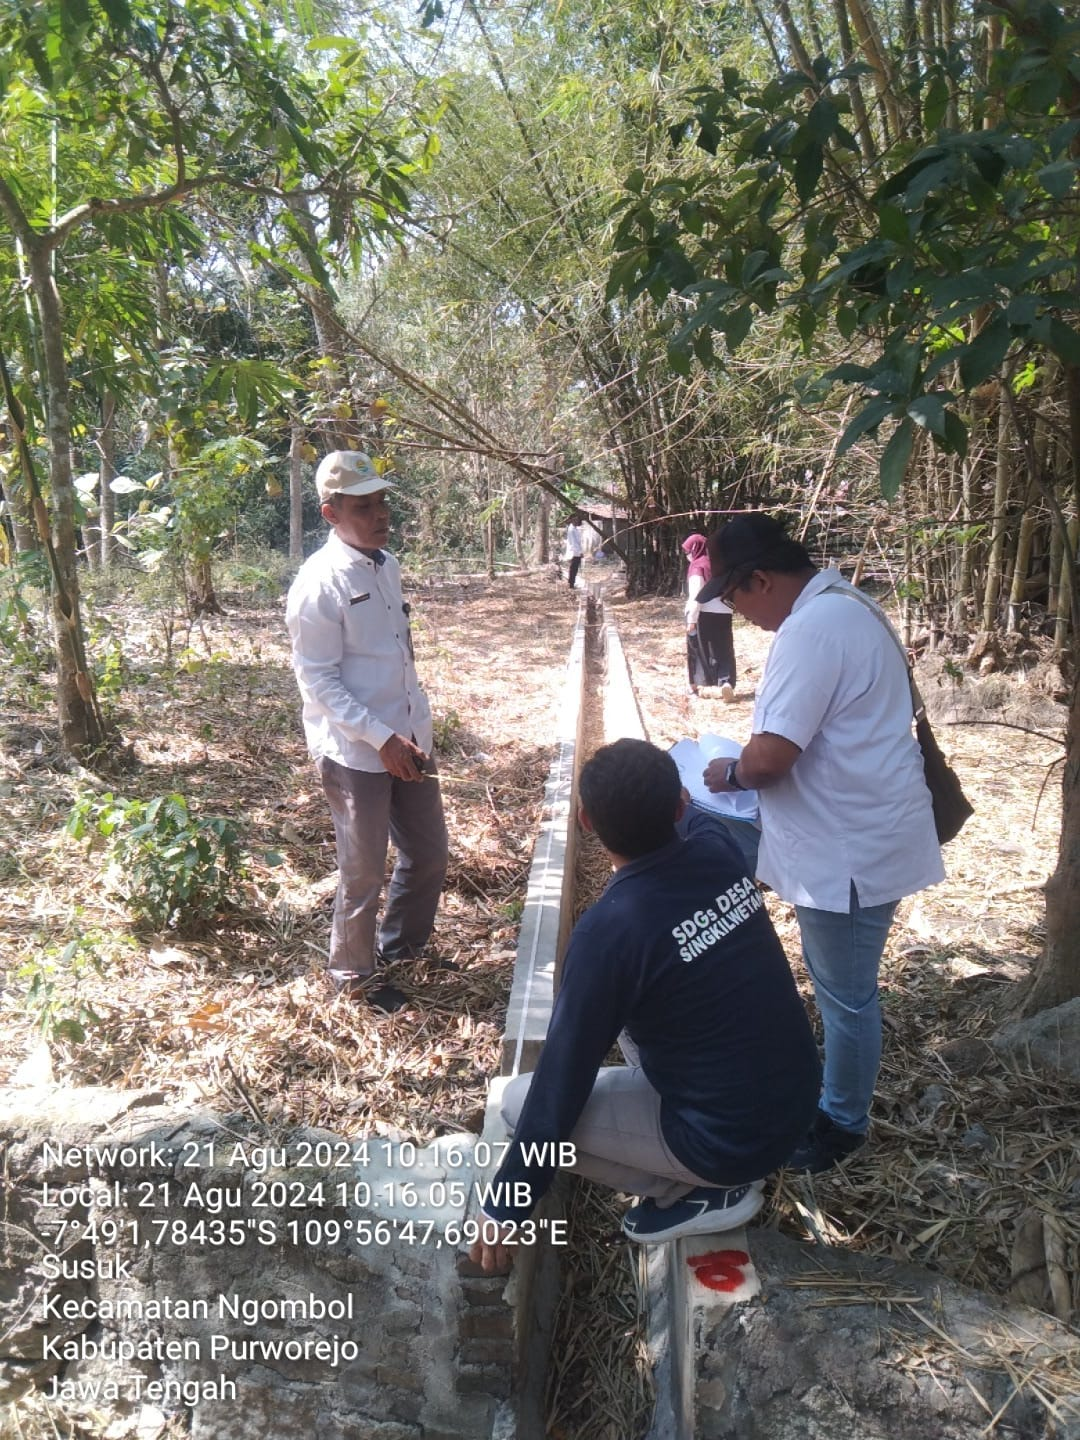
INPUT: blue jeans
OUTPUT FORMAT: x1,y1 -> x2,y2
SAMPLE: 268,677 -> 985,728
794,884 -> 898,1134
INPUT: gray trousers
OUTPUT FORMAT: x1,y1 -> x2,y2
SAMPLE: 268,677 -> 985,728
317,756 -> 448,979
501,1060 -> 717,1207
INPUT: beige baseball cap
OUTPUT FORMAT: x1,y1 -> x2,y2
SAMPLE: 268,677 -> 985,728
315,451 -> 394,503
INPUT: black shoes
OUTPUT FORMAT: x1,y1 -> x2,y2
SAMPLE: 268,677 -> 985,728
331,947 -> 461,1014
362,983 -> 410,1013
787,1109 -> 866,1173
334,974 -> 410,1013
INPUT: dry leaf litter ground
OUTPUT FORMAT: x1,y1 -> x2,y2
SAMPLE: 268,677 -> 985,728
607,582 -> 1076,1295
0,571 -> 574,1142
607,575 -> 1079,1423
2,560 -> 1078,1436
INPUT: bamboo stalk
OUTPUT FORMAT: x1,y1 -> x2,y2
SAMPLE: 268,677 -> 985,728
1053,515 -> 1078,658
981,395 -> 1013,631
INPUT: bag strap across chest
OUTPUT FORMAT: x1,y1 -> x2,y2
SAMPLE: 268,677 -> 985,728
817,579 -> 927,720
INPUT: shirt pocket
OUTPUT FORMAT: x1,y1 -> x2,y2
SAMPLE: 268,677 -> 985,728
340,592 -> 380,655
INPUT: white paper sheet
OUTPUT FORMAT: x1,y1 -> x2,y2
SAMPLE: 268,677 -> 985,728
669,733 -> 760,821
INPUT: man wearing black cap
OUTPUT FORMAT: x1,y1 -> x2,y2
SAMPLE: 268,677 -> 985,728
286,451 -> 448,1012
700,514 -> 943,1172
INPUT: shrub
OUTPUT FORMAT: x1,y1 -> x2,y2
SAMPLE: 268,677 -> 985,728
18,934 -> 105,1044
66,791 -> 246,930
0,549 -> 51,675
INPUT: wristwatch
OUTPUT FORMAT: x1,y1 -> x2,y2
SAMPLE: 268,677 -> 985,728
725,758 -> 748,791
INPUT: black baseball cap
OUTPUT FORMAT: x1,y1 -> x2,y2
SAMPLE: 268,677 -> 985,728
697,514 -> 813,603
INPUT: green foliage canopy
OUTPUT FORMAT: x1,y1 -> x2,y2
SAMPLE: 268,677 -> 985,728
607,0 -> 1080,497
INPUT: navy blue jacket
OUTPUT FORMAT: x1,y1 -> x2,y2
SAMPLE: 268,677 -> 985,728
484,812 -> 820,1224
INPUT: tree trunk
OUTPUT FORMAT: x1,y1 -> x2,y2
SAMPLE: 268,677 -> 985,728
901,488 -> 914,646
286,193 -> 357,452
981,396 -> 1012,630
1052,516 -> 1076,660
902,0 -> 919,93
1025,365 -> 1080,1010
921,456 -> 944,646
39,320 -> 103,752
775,0 -> 816,77
153,260 -> 222,618
535,487 -> 551,566
480,455 -> 495,579
186,556 -> 222,617
1025,652 -> 1080,1011
982,14 -> 1004,127
1006,487 -> 1037,631
831,0 -> 876,159
7,469 -> 37,555
508,480 -> 525,565
845,0 -> 903,142
1067,364 -> 1080,522
1048,509 -> 1064,626
939,0 -> 960,127
289,421 -> 305,561
82,443 -> 100,573
918,0 -> 936,70
99,390 -> 118,569
956,452 -> 975,633
1,187 -> 107,757
799,0 -> 826,59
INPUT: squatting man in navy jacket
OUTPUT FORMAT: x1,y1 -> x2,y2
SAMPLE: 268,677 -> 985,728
469,738 -> 820,1275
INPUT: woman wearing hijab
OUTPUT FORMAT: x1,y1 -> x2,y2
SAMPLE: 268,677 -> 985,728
682,533 -> 736,699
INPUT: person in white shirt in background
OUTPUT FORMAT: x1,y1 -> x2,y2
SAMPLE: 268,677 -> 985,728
563,513 -> 584,589
701,513 -> 943,1173
285,452 -> 448,1013
681,533 -> 736,700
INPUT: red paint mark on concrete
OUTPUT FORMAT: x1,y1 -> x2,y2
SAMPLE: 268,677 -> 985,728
687,1248 -> 750,1293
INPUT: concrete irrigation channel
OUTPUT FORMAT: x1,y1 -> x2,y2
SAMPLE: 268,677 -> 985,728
2,588 -> 1078,1440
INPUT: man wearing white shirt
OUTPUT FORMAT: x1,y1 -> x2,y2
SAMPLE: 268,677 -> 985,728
286,452 -> 448,1012
563,514 -> 584,589
702,513 -> 943,1172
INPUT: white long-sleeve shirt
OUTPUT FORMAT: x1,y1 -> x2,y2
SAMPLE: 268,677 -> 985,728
684,572 -> 733,627
285,530 -> 433,772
